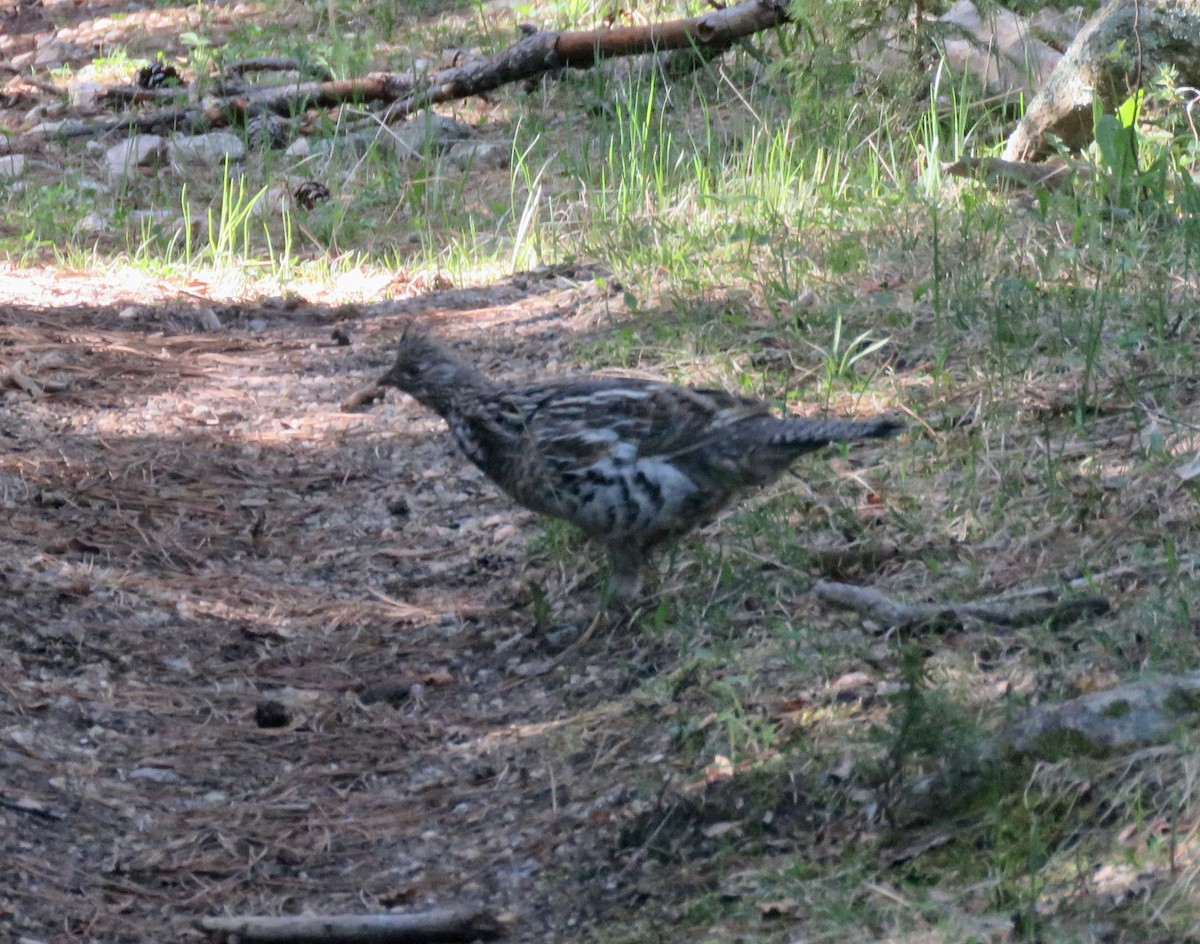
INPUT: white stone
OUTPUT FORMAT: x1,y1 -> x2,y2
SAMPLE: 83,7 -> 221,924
33,40 -> 73,68
104,135 -> 166,182
392,110 -> 472,161
445,140 -> 511,172
167,131 -> 245,167
68,80 -> 105,109
75,212 -> 109,235
0,155 -> 25,180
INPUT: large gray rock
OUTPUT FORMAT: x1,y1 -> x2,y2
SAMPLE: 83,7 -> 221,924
0,155 -> 26,180
445,140 -> 510,171
1004,0 -> 1200,160
391,110 -> 472,161
1000,671 -> 1200,756
167,131 -> 245,168
940,0 -> 1073,99
104,135 -> 166,182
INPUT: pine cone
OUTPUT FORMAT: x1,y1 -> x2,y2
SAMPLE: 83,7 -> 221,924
380,326 -> 902,602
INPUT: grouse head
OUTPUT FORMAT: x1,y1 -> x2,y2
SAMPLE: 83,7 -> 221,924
378,324 -> 493,417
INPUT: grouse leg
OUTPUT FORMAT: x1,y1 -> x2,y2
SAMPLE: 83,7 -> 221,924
604,542 -> 647,605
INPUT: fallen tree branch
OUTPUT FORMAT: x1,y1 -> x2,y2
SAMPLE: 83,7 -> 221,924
247,0 -> 792,121
381,0 -> 791,121
19,0 -> 792,147
942,156 -> 1087,193
813,580 -> 1110,631
196,907 -> 506,944
21,103 -> 227,143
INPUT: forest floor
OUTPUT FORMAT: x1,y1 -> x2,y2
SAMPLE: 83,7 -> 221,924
1,264 -> 718,943
3,256 -> 1198,944
6,0 -> 1200,942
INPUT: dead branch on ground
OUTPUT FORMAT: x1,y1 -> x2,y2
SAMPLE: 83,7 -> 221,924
942,156 -> 1087,193
814,580 -> 1110,631
197,906 -> 506,943
18,0 -> 791,147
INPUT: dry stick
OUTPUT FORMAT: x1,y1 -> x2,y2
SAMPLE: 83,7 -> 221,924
1,70 -> 65,98
992,553 -> 1195,602
196,907 -> 505,943
18,0 -> 792,148
21,103 -> 228,142
381,0 -> 792,121
813,580 -> 1110,631
942,156 -> 1086,193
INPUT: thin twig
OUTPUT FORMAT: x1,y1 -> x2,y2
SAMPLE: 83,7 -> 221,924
814,580 -> 1110,631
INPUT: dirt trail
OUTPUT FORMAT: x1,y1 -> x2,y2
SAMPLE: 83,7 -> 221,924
0,268 -> 676,942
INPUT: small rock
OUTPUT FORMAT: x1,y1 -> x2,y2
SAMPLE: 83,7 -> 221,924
68,81 -> 105,109
128,209 -> 174,226
75,212 -> 109,235
168,213 -> 208,243
33,40 -> 76,68
26,119 -> 70,139
284,137 -> 311,158
445,140 -> 511,172
0,155 -> 26,180
392,110 -> 472,161
309,129 -> 378,160
104,135 -> 166,182
167,131 -> 245,168
129,766 -> 179,783
195,308 -> 223,332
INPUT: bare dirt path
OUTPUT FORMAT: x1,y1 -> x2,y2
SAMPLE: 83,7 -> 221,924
0,267 -> 689,942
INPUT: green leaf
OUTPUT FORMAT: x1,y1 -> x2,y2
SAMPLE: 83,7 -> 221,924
1116,89 -> 1144,128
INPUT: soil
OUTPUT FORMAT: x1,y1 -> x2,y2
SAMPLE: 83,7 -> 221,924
0,264 -> 715,943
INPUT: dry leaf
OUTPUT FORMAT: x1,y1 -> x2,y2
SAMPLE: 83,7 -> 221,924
705,755 -> 735,783
1177,451 -> 1200,482
702,821 -> 741,839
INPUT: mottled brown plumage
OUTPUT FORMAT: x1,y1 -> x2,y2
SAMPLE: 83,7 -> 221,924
380,327 -> 902,601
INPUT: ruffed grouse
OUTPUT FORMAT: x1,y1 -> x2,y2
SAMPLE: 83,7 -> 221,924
380,328 -> 902,602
